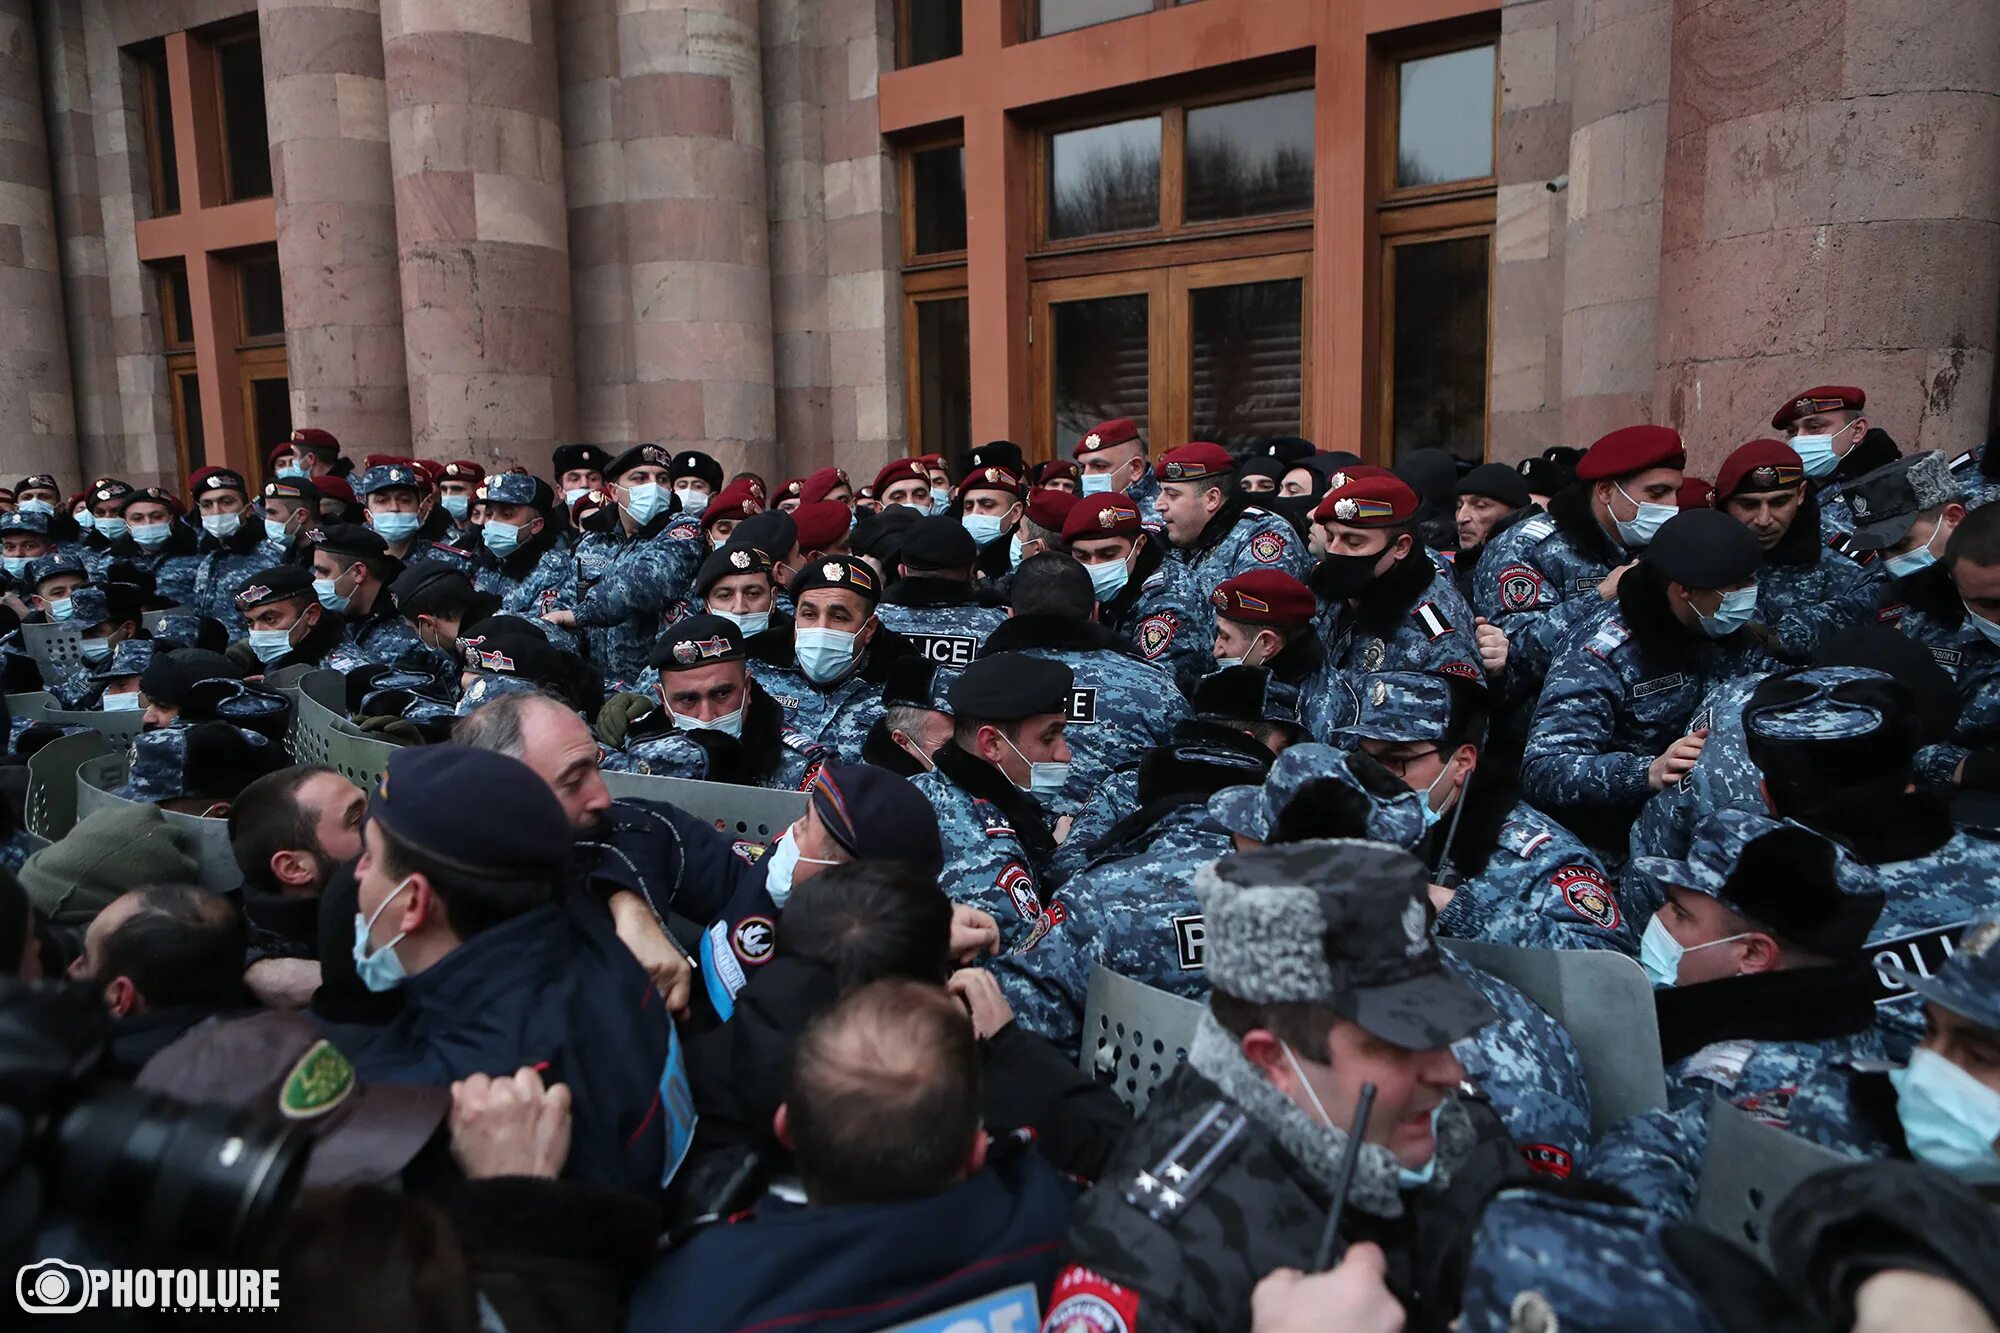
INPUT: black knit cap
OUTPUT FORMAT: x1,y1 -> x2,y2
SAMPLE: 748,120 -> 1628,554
1456,462 -> 1532,508
947,651 -> 1072,722
1643,509 -> 1762,588
898,515 -> 977,571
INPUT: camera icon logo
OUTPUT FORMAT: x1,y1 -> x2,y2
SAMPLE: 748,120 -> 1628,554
17,1260 -> 91,1314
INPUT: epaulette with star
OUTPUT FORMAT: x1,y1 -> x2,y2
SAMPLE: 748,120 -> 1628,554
1121,1100 -> 1248,1225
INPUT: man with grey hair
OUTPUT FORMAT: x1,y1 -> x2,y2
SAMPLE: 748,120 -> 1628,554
1043,840 -> 1524,1333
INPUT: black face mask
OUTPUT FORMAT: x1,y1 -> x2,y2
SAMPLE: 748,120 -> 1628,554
1310,550 -> 1387,601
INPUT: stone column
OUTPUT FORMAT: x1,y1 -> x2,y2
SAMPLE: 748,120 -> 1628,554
1488,0 -> 1573,461
0,0 -> 81,485
381,0 -> 574,468
1559,0 -> 1670,448
1653,0 -> 2000,470
259,0 -> 410,450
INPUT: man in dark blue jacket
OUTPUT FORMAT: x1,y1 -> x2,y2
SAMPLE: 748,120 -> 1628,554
626,977 -> 1077,1333
319,744 -> 674,1200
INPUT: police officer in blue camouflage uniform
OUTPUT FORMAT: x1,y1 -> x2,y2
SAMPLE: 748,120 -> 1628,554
431,459 -> 484,547
1470,425 -> 1688,723
1861,458 -> 2000,788
0,509 -> 56,598
85,638 -> 153,719
16,554 -> 87,624
991,731 -> 1272,1056
1062,491 -> 1210,693
1072,416 -> 1163,533
1338,670 -> 1633,955
874,514 -> 1007,669
1523,508 -> 1773,865
1771,382 -> 1901,551
750,554 -> 919,763
252,475 -> 321,569
44,584 -> 145,706
107,487 -> 205,605
1153,441 -> 1309,608
188,467 -> 278,638
980,552 -> 1188,817
1204,568 -> 1326,693
461,471 -> 579,652
912,651 -> 1072,951
543,443 -> 701,688
1590,811 -> 1890,1219
74,478 -> 134,575
1300,470 -> 1485,740
308,523 -> 425,669
353,458 -> 471,572
603,613 -> 829,791
224,565 -> 355,674
1711,437 -> 1879,661
1740,665 -> 2000,1058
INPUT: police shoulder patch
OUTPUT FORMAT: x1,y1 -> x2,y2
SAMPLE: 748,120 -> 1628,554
1412,601 -> 1453,640
1437,660 -> 1482,682
1248,529 -> 1287,565
997,860 -> 1040,920
1519,1142 -> 1574,1180
1018,900 -> 1068,952
1497,818 -> 1555,861
1552,865 -> 1619,930
1496,564 -> 1543,613
1137,611 -> 1180,660
1043,1268 -> 1140,1333
1517,513 -> 1557,543
731,915 -> 776,965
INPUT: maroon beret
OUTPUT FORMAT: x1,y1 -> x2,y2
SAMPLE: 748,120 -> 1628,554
791,499 -> 851,551
1714,439 -> 1806,501
1025,487 -> 1079,533
1155,442 -> 1234,482
1771,385 -> 1865,431
957,465 -> 1024,500
1573,425 -> 1687,482
1075,418 -> 1142,458
1313,470 -> 1418,526
1212,570 -> 1315,628
799,468 -> 852,505
1062,493 -> 1143,543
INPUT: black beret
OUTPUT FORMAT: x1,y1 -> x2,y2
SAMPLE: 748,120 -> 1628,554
788,554 -> 880,605
605,443 -> 672,480
851,505 -> 921,562
967,440 -> 1026,476
369,745 -> 570,879
139,649 -> 246,707
807,764 -> 944,879
669,450 -> 723,489
898,515 -> 977,570
234,565 -> 315,612
463,629 -> 571,687
1515,456 -> 1574,495
1644,509 -> 1762,588
651,613 -> 746,671
389,560 -> 474,616
1455,462 -> 1532,508
947,651 -> 1074,722
551,444 -> 612,475
696,544 -> 774,597
731,510 -> 799,562
312,523 -> 388,562
880,656 -> 947,712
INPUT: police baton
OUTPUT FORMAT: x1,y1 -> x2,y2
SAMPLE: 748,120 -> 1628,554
1313,1081 -> 1376,1272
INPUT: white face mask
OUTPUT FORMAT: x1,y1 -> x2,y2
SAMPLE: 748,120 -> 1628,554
668,699 -> 745,738
1639,914 -> 1750,988
674,486 -> 710,517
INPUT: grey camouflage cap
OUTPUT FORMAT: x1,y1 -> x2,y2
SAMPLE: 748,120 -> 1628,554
454,672 -> 546,715
482,472 -> 551,510
64,586 -> 115,631
1890,909 -> 2000,1031
1632,809 -> 1884,955
91,638 -> 155,681
1196,840 -> 1496,1049
1843,452 -> 1954,551
1207,742 -> 1428,848
25,554 -> 86,588
1332,671 -> 1453,745
1743,666 -> 1896,741
354,462 -> 426,497
0,509 -> 50,537
116,720 -> 274,803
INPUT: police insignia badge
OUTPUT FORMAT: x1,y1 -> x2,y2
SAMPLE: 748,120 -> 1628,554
1370,679 -> 1388,708
821,560 -> 843,581
1554,866 -> 1620,930
1361,638 -> 1386,671
1019,900 -> 1067,952
1497,565 -> 1542,612
672,640 -> 698,665
1098,507 -> 1119,529
1333,498 -> 1359,521
1851,494 -> 1869,517
1137,612 -> 1178,659
1249,530 -> 1286,564
1045,1269 -> 1140,1333
729,549 -> 751,569
997,861 -> 1040,920
279,1040 -> 356,1120
1326,472 -> 1350,490
1083,432 -> 1102,450
732,916 -> 775,965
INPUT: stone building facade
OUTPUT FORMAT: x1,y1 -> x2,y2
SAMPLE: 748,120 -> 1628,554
0,0 -> 1993,494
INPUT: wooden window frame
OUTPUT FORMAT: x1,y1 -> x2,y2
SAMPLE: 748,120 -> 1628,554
211,23 -> 272,205
895,0 -> 966,69
1374,223 -> 1494,465
1375,35 -> 1499,210
233,245 -> 286,348
1028,0 -> 1181,42
899,136 -> 970,268
902,275 -> 972,463
135,44 -> 177,218
237,348 -> 290,463
156,262 -> 194,350
167,361 -> 201,491
1034,78 -> 1317,261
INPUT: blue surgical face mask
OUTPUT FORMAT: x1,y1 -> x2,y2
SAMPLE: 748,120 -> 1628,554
482,519 -> 523,556
131,521 -> 173,549
1397,1103 -> 1447,1188
1008,534 -> 1025,570
45,597 -> 73,622
1416,760 -> 1456,832
621,481 -> 665,525
18,498 -> 52,517
1001,730 -> 1069,799
796,626 -> 861,683
1079,471 -> 1115,496
564,486 -> 591,507
1790,428 -> 1847,479
760,822 -> 842,910
1885,524 -> 1942,578
94,517 -> 127,542
927,493 -> 950,516
79,637 -> 111,665
1639,913 -> 1749,988
352,875 -> 415,993
371,511 -> 421,544
716,609 -> 769,638
101,690 -> 142,713
440,494 -> 469,521
1612,482 -> 1676,548
669,700 -> 744,739
1891,1049 -> 2000,1183
1,556 -> 27,579
203,511 -> 242,540
73,510 -> 94,532
1967,604 -> 2000,649
277,464 -> 309,480
249,623 -> 299,665
962,513 -> 1005,547
315,573 -> 352,614
1690,585 -> 1758,638
674,486 -> 710,517
1086,553 -> 1132,604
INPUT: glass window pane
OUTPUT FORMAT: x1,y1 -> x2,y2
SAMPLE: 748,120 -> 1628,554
219,36 -> 272,201
160,264 -> 193,347
1048,116 -> 1161,241
1390,236 -> 1489,465
917,298 -> 972,474
252,375 -> 293,466
1190,278 -> 1304,449
177,372 -> 205,457
1052,293 -> 1149,457
1185,90 -> 1315,224
238,253 -> 285,339
142,51 -> 179,215
1397,45 -> 1496,189
911,146 -> 967,255
902,0 -> 963,66
1038,0 -> 1152,38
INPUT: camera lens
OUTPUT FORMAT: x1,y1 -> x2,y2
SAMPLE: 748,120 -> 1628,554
50,1087 -> 310,1258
